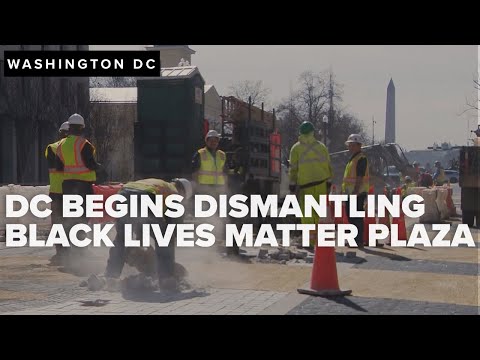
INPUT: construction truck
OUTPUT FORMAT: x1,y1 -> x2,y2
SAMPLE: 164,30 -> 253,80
219,96 -> 282,201
133,71 -> 282,201
459,126 -> 480,227
329,143 -> 417,195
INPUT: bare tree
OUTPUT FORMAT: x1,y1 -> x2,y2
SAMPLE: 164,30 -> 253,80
468,77 -> 479,111
1,74 -> 71,183
228,80 -> 271,107
90,77 -> 136,88
296,71 -> 328,124
277,69 -> 357,155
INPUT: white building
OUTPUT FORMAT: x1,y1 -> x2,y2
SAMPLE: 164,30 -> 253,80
146,45 -> 196,68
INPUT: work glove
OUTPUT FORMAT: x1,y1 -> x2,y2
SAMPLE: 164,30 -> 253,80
289,185 -> 297,194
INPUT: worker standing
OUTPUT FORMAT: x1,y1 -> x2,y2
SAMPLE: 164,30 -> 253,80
412,161 -> 421,183
401,176 -> 415,198
342,134 -> 369,248
192,130 -> 235,255
45,121 -> 69,265
55,113 -> 100,261
192,130 -> 228,196
432,161 -> 446,186
104,178 -> 193,292
289,121 -> 333,249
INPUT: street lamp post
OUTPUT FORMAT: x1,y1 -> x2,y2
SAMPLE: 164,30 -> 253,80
322,115 -> 329,149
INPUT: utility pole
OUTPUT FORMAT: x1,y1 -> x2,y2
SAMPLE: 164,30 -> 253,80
372,116 -> 376,145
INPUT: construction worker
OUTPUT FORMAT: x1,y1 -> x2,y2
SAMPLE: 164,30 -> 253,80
401,176 -> 415,198
55,113 -> 100,261
192,130 -> 235,255
432,161 -> 446,186
289,121 -> 333,249
412,161 -> 421,183
104,178 -> 193,292
418,170 -> 434,188
45,121 -> 69,265
192,129 -> 228,195
342,134 -> 369,248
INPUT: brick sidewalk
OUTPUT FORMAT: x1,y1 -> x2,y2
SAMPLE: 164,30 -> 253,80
3,288 -> 289,315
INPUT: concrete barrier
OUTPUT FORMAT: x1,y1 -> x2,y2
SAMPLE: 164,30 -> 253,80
419,188 -> 441,223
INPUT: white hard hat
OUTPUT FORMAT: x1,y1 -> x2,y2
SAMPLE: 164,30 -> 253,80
345,134 -> 363,145
59,121 -> 69,132
205,130 -> 220,141
173,178 -> 193,200
68,113 -> 85,127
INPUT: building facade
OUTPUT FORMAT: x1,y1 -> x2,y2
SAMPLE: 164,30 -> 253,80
146,45 -> 196,68
0,45 -> 90,185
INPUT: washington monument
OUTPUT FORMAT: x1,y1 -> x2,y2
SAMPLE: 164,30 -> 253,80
385,78 -> 396,143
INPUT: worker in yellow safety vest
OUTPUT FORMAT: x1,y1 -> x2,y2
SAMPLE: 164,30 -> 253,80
45,121 -> 69,265
401,176 -> 416,198
55,113 -> 101,263
192,130 -> 233,255
104,178 -> 193,292
192,130 -> 228,194
342,134 -> 370,248
432,161 -> 446,186
289,121 -> 333,248
45,121 -> 69,220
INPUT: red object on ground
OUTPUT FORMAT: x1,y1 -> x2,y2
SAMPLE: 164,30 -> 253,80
363,185 -> 376,246
391,187 -> 407,240
90,184 -> 124,224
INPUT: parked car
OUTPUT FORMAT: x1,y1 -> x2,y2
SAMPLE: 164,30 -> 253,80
444,169 -> 459,183
383,166 -> 401,186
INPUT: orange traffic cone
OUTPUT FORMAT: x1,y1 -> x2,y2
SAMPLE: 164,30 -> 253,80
297,245 -> 352,297
391,187 -> 407,240
445,184 -> 457,217
298,195 -> 352,297
363,185 -> 376,246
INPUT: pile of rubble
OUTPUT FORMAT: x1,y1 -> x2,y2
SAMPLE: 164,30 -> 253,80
80,261 -> 190,293
254,245 -> 314,265
244,237 -> 365,265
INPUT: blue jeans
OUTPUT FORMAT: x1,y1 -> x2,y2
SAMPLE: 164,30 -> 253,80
105,189 -> 177,280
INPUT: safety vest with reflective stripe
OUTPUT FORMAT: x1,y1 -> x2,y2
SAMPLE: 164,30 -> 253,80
45,139 -> 66,194
198,148 -> 226,185
57,135 -> 96,182
434,168 -> 446,184
123,178 -> 178,196
342,152 -> 370,194
401,182 -> 416,197
289,136 -> 332,187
